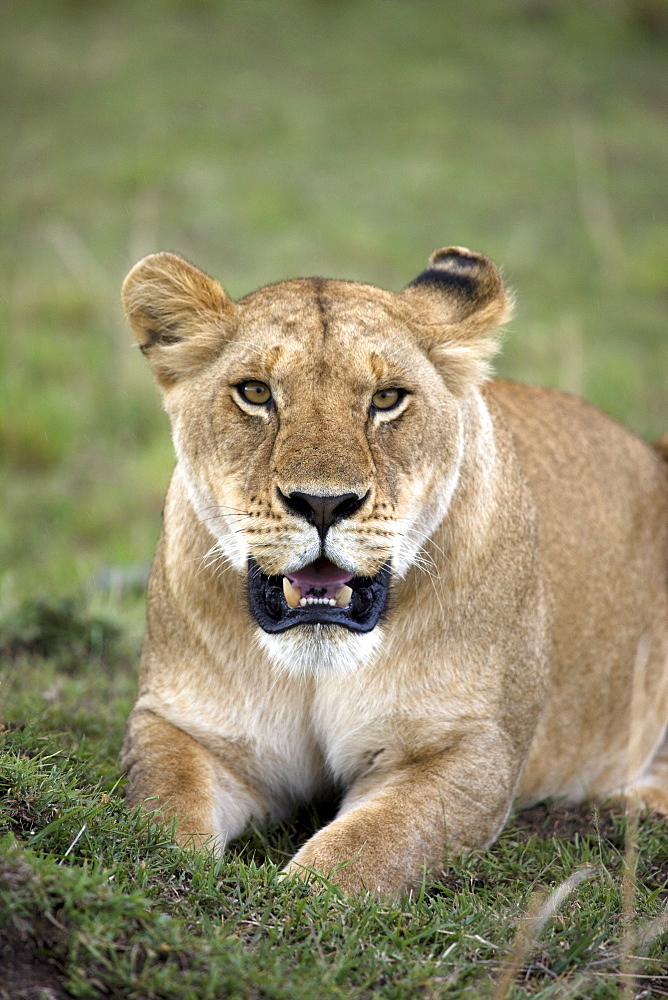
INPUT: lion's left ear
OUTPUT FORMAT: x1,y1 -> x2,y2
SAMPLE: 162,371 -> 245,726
401,246 -> 513,391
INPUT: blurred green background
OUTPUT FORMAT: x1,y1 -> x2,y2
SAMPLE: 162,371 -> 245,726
2,0 -> 667,608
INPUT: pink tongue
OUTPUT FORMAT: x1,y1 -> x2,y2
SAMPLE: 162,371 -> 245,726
287,558 -> 354,597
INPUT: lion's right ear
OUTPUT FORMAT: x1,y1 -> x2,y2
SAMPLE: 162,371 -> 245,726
122,253 -> 237,387
400,247 -> 513,392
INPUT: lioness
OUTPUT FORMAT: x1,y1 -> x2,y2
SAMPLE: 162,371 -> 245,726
120,247 -> 668,894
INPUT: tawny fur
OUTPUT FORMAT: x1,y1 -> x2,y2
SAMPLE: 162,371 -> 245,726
120,248 -> 668,895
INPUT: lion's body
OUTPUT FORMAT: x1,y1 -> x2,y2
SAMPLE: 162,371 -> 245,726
120,249 -> 668,894
489,382 -> 668,808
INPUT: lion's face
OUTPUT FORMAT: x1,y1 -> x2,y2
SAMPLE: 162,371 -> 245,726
123,249 -> 510,673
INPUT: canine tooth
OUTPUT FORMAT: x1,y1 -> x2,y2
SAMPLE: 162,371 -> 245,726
282,577 -> 301,609
335,584 -> 353,608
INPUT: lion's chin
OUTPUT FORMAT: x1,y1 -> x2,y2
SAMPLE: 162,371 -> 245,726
255,622 -> 385,678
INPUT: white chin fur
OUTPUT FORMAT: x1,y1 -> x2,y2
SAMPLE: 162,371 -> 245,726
256,623 -> 383,679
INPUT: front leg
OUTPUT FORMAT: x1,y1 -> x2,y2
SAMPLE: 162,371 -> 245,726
284,729 -> 520,895
121,709 -> 267,851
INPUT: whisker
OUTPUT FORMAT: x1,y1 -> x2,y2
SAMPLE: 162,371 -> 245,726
398,522 -> 455,571
209,560 -> 234,582
394,529 -> 452,575
195,541 -> 236,579
394,518 -> 451,559
196,553 -> 227,575
198,514 -> 253,526
195,504 -> 251,517
411,552 -> 440,580
424,563 -> 448,624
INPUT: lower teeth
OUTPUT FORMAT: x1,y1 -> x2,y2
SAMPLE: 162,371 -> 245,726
285,577 -> 353,610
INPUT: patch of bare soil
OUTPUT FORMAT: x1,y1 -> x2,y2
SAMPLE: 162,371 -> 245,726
508,802 -> 623,842
0,953 -> 66,1000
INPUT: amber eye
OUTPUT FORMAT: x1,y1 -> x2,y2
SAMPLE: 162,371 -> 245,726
238,380 -> 272,405
371,388 -> 403,411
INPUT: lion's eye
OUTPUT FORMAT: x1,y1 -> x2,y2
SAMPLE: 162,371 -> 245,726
238,380 -> 272,405
371,388 -> 404,411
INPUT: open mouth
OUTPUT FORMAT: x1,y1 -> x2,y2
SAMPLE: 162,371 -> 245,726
247,557 -> 391,634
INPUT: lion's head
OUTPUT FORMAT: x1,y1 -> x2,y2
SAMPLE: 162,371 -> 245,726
122,248 -> 511,674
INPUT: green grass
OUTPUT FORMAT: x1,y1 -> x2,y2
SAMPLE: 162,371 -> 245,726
2,0 -> 667,996
1,625 -> 667,998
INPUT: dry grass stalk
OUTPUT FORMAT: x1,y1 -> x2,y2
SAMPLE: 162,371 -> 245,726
619,634 -> 653,999
491,866 -> 597,1000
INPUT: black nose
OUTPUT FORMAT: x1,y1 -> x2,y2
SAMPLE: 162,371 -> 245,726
279,490 -> 367,541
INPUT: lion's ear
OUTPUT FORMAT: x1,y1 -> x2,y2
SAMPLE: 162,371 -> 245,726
122,253 -> 237,387
401,247 -> 513,392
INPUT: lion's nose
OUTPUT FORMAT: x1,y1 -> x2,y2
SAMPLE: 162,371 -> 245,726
279,490 -> 367,542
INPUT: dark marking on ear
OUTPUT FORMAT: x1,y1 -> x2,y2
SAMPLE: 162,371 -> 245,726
141,324 -> 184,349
430,250 -> 478,270
401,247 -> 509,356
408,268 -> 477,296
